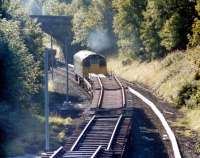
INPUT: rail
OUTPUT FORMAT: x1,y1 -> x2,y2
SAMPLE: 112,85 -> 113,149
90,145 -> 102,158
97,76 -> 104,108
50,146 -> 64,158
106,114 -> 123,150
84,78 -> 92,89
70,115 -> 96,151
114,76 -> 126,107
68,64 -> 74,68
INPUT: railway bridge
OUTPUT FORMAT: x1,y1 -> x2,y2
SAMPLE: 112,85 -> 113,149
30,15 -> 78,62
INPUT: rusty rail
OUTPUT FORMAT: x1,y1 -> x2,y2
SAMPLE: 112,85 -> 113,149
70,115 -> 96,151
90,145 -> 102,158
49,146 -> 64,158
106,114 -> 123,150
97,76 -> 104,108
114,76 -> 126,107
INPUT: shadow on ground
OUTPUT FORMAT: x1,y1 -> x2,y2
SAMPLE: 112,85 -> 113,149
127,107 -> 169,158
49,92 -> 88,118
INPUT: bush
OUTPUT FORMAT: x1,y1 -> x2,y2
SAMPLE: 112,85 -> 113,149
188,0 -> 200,47
177,81 -> 200,108
160,52 -> 184,68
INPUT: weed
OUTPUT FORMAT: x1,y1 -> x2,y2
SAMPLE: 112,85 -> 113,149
195,142 -> 200,153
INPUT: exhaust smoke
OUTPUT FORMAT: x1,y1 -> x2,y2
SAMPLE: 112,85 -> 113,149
20,0 -> 45,15
87,28 -> 112,52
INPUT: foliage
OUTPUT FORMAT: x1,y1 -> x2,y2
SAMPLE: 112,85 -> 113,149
177,82 -> 200,108
188,0 -> 200,47
113,0 -> 195,60
0,1 -> 44,106
113,0 -> 146,59
140,1 -> 163,60
49,116 -> 73,126
0,0 -> 10,19
72,6 -> 104,46
22,18 -> 44,66
159,13 -> 182,51
0,19 -> 41,104
43,0 -> 72,15
72,0 -> 113,47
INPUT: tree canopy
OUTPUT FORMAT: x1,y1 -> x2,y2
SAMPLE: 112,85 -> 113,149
0,1 -> 44,106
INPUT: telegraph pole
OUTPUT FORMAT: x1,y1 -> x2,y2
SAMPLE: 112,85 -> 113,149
51,36 -> 54,79
44,48 -> 49,151
64,43 -> 69,102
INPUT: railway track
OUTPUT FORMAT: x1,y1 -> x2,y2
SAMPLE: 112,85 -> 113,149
65,115 -> 131,157
91,75 -> 126,109
42,115 -> 132,158
40,64 -> 133,158
41,64 -> 132,158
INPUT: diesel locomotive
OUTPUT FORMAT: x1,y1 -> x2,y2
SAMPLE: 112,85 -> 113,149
73,50 -> 107,84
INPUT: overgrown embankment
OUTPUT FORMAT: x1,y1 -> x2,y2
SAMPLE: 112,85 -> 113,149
108,47 -> 200,135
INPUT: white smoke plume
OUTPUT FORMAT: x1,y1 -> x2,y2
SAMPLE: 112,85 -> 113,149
20,0 -> 45,15
87,28 -> 112,52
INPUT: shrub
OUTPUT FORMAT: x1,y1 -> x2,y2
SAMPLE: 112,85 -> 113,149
177,81 -> 200,108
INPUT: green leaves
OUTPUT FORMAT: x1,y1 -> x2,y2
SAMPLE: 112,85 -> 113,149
159,13 -> 182,51
113,0 -> 196,60
113,0 -> 146,60
188,0 -> 200,47
0,17 -> 43,105
72,7 -> 104,46
72,0 -> 113,50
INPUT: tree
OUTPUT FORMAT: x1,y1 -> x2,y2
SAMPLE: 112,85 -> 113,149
159,12 -> 182,51
140,0 -> 163,60
72,7 -> 104,46
159,0 -> 196,49
72,0 -> 108,46
0,1 -> 44,105
0,0 -> 10,19
43,0 -> 72,15
113,0 -> 146,59
22,17 -> 44,65
0,20 -> 41,104
188,0 -> 200,47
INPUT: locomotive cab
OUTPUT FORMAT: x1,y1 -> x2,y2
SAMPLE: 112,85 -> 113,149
74,50 -> 107,83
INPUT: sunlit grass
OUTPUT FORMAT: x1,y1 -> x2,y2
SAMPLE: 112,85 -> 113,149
57,130 -> 65,142
183,109 -> 200,133
49,116 -> 73,126
36,115 -> 73,126
175,108 -> 200,152
48,79 -> 55,92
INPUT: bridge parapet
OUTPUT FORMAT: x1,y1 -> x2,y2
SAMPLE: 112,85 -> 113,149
30,15 -> 72,46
